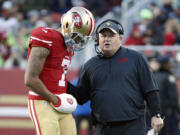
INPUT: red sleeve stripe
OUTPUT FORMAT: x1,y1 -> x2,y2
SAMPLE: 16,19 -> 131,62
29,91 -> 38,95
31,36 -> 53,46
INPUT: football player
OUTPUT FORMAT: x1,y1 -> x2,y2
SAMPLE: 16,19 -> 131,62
24,7 -> 95,135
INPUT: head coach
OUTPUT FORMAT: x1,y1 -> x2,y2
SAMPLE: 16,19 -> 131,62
67,19 -> 164,135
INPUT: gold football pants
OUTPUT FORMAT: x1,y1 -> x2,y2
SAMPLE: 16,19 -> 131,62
28,100 -> 77,135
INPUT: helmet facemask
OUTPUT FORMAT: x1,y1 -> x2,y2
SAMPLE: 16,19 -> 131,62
63,32 -> 90,51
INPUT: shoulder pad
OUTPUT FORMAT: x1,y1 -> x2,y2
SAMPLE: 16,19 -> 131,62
30,27 -> 54,47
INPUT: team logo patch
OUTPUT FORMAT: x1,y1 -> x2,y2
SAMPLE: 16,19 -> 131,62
72,13 -> 82,28
67,98 -> 74,104
118,58 -> 128,63
106,22 -> 112,26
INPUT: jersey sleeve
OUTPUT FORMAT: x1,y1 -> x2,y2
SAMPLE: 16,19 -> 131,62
138,54 -> 159,93
29,27 -> 53,49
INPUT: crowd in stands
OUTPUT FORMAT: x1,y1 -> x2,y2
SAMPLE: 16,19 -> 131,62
0,0 -> 179,69
125,0 -> 180,46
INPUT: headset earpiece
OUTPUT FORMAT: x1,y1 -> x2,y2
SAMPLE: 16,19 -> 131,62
94,37 -> 98,46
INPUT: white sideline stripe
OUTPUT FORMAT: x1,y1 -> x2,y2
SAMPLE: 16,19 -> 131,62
30,100 -> 41,135
31,36 -> 53,45
0,107 -> 29,117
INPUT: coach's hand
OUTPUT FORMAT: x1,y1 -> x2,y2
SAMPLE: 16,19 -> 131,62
51,93 -> 77,113
151,116 -> 164,134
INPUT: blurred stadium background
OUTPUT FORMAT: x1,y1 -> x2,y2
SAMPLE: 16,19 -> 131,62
0,0 -> 180,135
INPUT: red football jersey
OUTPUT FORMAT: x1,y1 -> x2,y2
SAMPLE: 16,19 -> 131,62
27,27 -> 72,99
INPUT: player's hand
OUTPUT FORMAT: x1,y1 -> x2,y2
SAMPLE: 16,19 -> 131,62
51,93 -> 77,113
151,116 -> 164,134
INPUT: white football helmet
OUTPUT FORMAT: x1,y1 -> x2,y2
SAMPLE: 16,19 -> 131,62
61,7 -> 95,51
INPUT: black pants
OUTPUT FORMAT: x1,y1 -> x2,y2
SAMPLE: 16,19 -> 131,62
95,117 -> 146,135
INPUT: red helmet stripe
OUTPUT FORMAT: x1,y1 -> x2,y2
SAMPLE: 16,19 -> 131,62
81,7 -> 95,36
88,17 -> 93,36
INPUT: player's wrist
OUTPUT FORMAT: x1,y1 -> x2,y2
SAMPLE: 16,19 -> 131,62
51,96 -> 61,107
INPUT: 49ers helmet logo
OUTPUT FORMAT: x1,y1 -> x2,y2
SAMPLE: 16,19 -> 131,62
72,13 -> 82,28
67,98 -> 74,104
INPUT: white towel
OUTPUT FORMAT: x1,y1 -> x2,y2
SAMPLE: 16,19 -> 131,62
147,129 -> 158,135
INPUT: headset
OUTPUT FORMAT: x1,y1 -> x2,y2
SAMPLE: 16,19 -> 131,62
94,19 -> 124,57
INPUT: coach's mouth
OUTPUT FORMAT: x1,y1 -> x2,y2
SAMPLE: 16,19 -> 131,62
104,43 -> 111,46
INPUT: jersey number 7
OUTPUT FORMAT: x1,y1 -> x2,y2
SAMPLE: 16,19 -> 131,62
59,58 -> 70,87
